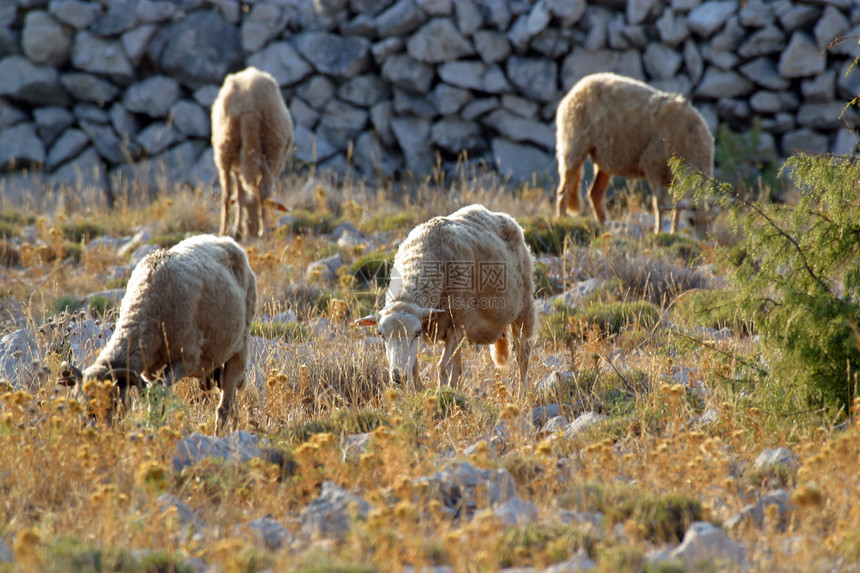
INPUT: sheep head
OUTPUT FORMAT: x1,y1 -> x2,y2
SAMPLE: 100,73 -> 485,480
66,363 -> 143,423
355,302 -> 446,388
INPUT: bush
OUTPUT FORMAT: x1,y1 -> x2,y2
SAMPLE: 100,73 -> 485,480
61,221 -> 105,243
349,250 -> 395,288
577,300 -> 661,336
600,485 -> 704,543
671,288 -> 755,336
251,320 -> 309,342
672,152 -> 860,414
53,295 -> 85,314
279,209 -> 338,235
652,232 -> 703,266
519,216 -> 598,255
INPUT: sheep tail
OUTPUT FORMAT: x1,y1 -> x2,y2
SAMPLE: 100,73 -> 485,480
239,113 -> 263,189
491,329 -> 511,368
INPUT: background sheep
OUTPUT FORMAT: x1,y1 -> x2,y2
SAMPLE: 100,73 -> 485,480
58,234 -> 257,434
355,204 -> 536,391
555,72 -> 714,234
212,66 -> 294,240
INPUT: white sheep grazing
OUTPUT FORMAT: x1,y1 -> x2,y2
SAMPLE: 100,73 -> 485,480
355,204 -> 536,391
555,72 -> 714,234
211,66 -> 294,240
58,234 -> 257,434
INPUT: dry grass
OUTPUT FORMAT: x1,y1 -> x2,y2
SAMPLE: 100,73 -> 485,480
0,174 -> 856,572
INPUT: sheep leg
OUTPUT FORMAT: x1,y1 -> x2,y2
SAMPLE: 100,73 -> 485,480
556,165 -> 583,217
411,360 -> 422,392
256,170 -> 273,239
649,177 -> 671,234
214,352 -> 246,435
218,170 -> 233,237
438,330 -> 463,390
511,321 -> 532,391
587,168 -> 611,225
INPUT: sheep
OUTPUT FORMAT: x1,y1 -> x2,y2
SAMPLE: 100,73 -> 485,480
355,204 -> 536,391
555,72 -> 714,235
212,66 -> 294,240
57,234 -> 257,434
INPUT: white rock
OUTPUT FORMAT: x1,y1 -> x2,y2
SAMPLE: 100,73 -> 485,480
670,522 -> 745,569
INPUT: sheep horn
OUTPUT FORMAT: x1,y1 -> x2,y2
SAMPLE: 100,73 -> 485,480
57,361 -> 83,387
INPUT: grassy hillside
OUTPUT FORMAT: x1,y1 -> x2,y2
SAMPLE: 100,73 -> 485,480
0,161 -> 859,572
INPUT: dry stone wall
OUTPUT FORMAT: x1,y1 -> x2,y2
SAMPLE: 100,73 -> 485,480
0,0 -> 858,207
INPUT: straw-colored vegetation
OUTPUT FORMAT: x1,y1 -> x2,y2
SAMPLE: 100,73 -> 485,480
0,147 -> 859,572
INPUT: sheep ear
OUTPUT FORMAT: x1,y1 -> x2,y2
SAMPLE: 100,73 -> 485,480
264,198 -> 289,213
417,308 -> 447,323
354,314 -> 378,327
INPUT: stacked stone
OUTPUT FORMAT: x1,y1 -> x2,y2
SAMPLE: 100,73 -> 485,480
0,0 -> 858,205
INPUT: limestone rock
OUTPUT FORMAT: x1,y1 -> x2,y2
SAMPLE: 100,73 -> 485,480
407,17 -> 474,63
246,42 -> 313,87
778,32 -> 827,79
72,32 -> 134,85
0,55 -> 70,106
22,10 -> 73,66
300,481 -> 373,540
148,11 -> 242,89
123,75 -> 180,118
0,123 -> 45,169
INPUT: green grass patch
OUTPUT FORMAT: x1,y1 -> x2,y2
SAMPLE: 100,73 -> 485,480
53,295 -> 85,314
279,209 -> 339,235
148,233 -> 186,249
42,537 -> 193,573
368,210 -> 420,232
86,295 -> 114,318
581,481 -> 704,543
61,221 -> 105,243
0,239 -> 21,266
533,261 -> 562,298
671,288 -> 755,336
251,320 -> 310,342
652,232 -> 703,265
350,249 -> 395,288
519,216 -> 598,255
498,523 -> 595,569
285,407 -> 387,444
577,300 -> 661,335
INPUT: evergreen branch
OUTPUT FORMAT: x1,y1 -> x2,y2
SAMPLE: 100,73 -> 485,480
668,327 -> 767,376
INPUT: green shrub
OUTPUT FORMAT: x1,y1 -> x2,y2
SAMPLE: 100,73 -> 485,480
61,221 -> 105,243
498,523 -> 594,569
251,320 -> 309,342
533,261 -> 562,298
519,216 -> 598,255
0,239 -> 21,266
148,233 -> 185,249
286,407 -> 387,444
577,300 -> 661,335
369,210 -> 420,232
671,288 -> 755,336
53,295 -> 85,314
0,222 -> 18,239
714,121 -> 781,199
585,481 -> 704,543
279,209 -> 338,235
652,232 -> 703,265
350,250 -> 395,287
43,537 -> 193,573
86,295 -> 114,318
672,152 -> 860,414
